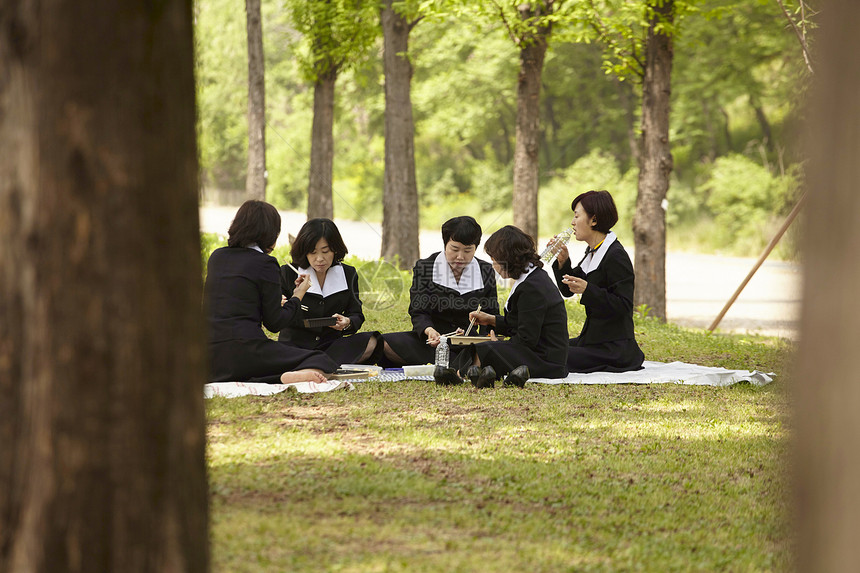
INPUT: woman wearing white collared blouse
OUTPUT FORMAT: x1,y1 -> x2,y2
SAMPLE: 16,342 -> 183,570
278,218 -> 382,365
550,190 -> 645,373
380,216 -> 500,366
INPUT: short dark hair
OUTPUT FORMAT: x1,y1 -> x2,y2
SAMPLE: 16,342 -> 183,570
290,218 -> 348,268
571,190 -> 618,233
484,225 -> 542,277
227,200 -> 281,251
441,216 -> 482,247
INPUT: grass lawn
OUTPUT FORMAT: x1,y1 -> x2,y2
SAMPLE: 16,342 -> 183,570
206,265 -> 793,572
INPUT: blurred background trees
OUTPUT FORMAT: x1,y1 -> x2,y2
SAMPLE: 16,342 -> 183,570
195,0 -> 807,260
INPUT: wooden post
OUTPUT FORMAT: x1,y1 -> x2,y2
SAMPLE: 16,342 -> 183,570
707,191 -> 806,333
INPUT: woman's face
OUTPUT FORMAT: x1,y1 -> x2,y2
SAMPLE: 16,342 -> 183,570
307,237 -> 335,275
572,202 -> 598,243
490,257 -> 509,279
444,240 -> 476,273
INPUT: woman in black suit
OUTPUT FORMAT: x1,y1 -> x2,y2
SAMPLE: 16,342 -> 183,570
204,201 -> 338,384
549,190 -> 645,373
445,225 -> 569,387
278,218 -> 382,365
381,216 -> 500,366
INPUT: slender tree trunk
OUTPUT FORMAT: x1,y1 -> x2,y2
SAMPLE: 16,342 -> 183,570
632,0 -> 674,320
512,7 -> 551,241
796,2 -> 860,571
245,0 -> 267,200
307,66 -> 337,220
720,107 -> 733,151
750,96 -> 774,154
616,78 -> 640,172
381,0 -> 419,269
0,1 -> 208,572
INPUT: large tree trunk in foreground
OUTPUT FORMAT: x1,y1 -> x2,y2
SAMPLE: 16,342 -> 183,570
245,0 -> 267,200
632,0 -> 674,320
0,1 -> 208,571
307,66 -> 337,220
795,1 -> 860,570
512,4 -> 551,241
381,0 -> 419,269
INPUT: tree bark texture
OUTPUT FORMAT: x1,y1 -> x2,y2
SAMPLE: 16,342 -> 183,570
0,2 -> 209,572
381,0 -> 419,269
512,6 -> 551,242
245,0 -> 267,201
307,67 -> 336,220
632,0 -> 674,320
795,1 -> 860,571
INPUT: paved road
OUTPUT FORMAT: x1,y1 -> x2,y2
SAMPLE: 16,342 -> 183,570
201,205 -> 802,340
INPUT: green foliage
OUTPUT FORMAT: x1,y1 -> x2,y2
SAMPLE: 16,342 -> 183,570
195,0 -> 811,258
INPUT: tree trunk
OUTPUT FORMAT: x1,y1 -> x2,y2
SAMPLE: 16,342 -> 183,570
796,1 -> 860,571
750,95 -> 774,154
0,2 -> 208,572
307,66 -> 337,220
245,0 -> 267,200
632,0 -> 674,320
512,7 -> 551,241
380,0 -> 419,269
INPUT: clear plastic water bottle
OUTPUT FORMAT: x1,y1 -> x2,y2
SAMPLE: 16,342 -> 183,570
539,227 -> 574,263
435,336 -> 449,368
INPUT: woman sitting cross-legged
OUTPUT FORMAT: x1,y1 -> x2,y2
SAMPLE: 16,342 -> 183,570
204,201 -> 338,384
443,225 -> 569,388
278,218 -> 383,366
381,216 -> 499,367
548,189 -> 645,373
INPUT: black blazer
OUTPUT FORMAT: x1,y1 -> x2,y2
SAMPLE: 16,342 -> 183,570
493,268 -> 569,365
408,253 -> 500,338
204,246 -> 301,342
552,239 -> 636,344
278,263 -> 364,349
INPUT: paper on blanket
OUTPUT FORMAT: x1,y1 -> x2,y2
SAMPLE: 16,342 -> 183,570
529,361 -> 773,387
205,379 -> 354,399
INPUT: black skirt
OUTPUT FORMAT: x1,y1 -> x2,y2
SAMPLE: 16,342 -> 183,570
566,337 -> 645,373
381,330 -> 468,366
452,340 -> 568,379
313,331 -> 384,366
209,339 -> 339,384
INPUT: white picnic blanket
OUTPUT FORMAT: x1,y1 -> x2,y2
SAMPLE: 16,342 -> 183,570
204,361 -> 771,398
204,379 -> 354,398
530,360 -> 773,386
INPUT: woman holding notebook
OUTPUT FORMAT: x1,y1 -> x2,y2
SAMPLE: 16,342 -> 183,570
278,218 -> 382,366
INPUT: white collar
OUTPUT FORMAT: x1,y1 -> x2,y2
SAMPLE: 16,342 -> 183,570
247,244 -> 264,253
505,263 -> 538,311
579,232 -> 617,274
432,253 -> 484,295
298,264 -> 348,298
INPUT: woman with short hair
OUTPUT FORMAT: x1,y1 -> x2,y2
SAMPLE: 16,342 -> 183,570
204,201 -> 338,384
381,216 -> 500,366
278,218 -> 382,365
549,189 -> 645,373
444,225 -> 569,387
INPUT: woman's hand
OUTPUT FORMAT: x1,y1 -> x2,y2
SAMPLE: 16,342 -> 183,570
469,310 -> 495,327
330,313 -> 351,331
281,295 -> 287,307
488,330 -> 498,341
562,274 -> 587,295
293,274 -> 312,299
424,327 -> 441,347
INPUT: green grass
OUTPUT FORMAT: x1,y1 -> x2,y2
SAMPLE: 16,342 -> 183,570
206,259 -> 793,572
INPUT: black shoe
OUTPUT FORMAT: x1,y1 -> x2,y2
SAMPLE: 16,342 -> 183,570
475,366 -> 496,389
503,365 -> 530,388
465,365 -> 482,386
434,365 -> 463,386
